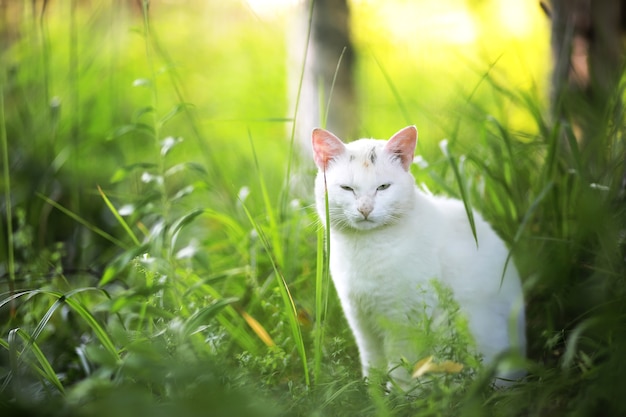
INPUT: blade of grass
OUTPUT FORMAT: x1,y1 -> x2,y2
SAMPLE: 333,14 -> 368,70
313,217 -> 326,383
0,86 -> 16,317
3,288 -> 121,370
282,0 -> 315,214
542,120 -> 562,183
440,140 -> 478,246
15,328 -> 65,394
183,297 -> 239,338
37,192 -> 130,250
313,171 -> 332,384
501,180 -> 554,287
97,185 -> 140,246
237,308 -> 276,348
561,317 -> 601,370
562,121 -> 585,176
5,328 -> 18,394
63,296 -> 120,364
185,273 -> 261,354
99,243 -> 151,286
142,9 -> 218,180
240,200 -> 310,387
248,130 -> 284,267
373,53 -> 412,125
322,46 -> 348,130
168,208 -> 205,250
1,292 -> 66,393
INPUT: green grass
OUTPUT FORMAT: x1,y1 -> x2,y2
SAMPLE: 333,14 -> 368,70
1,1 -> 625,416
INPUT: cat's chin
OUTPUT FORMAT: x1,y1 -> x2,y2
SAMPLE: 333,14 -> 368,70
348,218 -> 385,231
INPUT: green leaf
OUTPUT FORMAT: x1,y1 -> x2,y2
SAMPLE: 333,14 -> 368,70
63,297 -> 120,364
98,185 -> 141,247
159,103 -> 194,127
99,243 -> 150,286
169,208 -> 205,249
183,297 -> 239,337
37,193 -> 130,250
13,329 -> 65,394
440,139 -> 478,246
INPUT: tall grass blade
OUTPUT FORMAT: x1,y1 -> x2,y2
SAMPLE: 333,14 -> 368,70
282,0 -> 315,214
238,309 -> 276,348
562,122 -> 585,176
440,140 -> 478,246
63,296 -> 120,364
0,86 -> 16,316
183,297 -> 239,338
373,54 -> 412,125
141,8 -> 218,178
1,327 -> 64,395
183,271 -> 261,354
239,201 -> 310,386
98,185 -> 141,246
313,172 -> 332,384
322,46 -> 348,130
248,131 -> 284,267
4,328 -> 19,394
501,180 -> 554,287
37,192 -> 130,250
313,222 -> 326,383
15,329 -> 65,394
1,289 -> 79,380
542,120 -> 562,182
99,243 -> 150,286
561,317 -> 600,370
512,180 -> 554,244
169,208 -> 205,249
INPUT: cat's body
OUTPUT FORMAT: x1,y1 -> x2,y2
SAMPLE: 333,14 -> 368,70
312,126 -> 525,388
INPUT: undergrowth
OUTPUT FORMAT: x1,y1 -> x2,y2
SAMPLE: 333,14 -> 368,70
1,2 -> 625,417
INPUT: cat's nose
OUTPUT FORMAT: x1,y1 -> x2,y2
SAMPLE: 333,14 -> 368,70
357,202 -> 373,219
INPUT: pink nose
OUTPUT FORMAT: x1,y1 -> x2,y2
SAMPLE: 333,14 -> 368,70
358,202 -> 373,218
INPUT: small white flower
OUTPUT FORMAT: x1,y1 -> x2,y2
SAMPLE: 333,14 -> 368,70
118,204 -> 134,216
590,183 -> 609,191
289,199 -> 301,210
176,239 -> 198,259
238,186 -> 251,202
161,136 -> 182,156
412,155 -> 429,168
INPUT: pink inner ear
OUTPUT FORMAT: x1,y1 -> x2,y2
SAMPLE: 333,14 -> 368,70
312,128 -> 346,169
385,125 -> 418,171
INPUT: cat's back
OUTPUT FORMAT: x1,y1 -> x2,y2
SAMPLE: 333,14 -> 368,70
421,193 -> 521,302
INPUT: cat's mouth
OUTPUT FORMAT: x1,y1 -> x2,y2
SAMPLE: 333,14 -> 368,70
330,214 -> 382,231
353,217 -> 380,230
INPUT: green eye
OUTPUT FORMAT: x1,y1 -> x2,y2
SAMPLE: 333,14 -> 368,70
377,184 -> 391,191
340,185 -> 354,192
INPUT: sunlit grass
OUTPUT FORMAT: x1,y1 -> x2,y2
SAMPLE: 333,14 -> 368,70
1,1 -> 625,416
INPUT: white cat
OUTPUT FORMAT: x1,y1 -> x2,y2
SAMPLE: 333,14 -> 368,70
312,125 -> 526,388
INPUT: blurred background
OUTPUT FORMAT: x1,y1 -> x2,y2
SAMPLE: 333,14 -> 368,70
0,0 -> 551,265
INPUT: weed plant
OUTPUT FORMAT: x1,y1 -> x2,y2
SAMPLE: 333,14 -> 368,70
1,2 -> 625,417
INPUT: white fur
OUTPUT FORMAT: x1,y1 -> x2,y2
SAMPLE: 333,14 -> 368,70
312,127 -> 526,388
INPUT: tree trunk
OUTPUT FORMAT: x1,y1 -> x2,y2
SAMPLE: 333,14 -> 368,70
549,0 -> 624,148
291,0 -> 357,158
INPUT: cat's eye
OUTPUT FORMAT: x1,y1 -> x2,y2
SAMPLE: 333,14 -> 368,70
340,185 -> 354,192
377,183 -> 391,191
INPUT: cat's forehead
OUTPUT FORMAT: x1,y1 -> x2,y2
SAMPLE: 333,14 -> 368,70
344,138 -> 388,168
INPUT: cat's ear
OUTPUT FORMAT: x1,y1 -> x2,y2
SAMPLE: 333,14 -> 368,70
312,128 -> 347,170
385,125 -> 417,171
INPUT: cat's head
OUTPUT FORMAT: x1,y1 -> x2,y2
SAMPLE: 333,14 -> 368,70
312,126 -> 418,232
